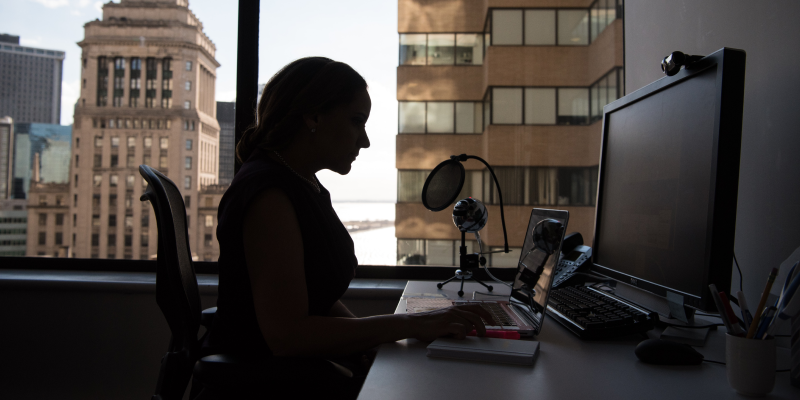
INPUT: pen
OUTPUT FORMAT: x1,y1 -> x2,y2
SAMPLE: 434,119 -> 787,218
746,267 -> 779,339
736,290 -> 753,327
754,305 -> 776,339
719,291 -> 745,335
709,284 -> 738,334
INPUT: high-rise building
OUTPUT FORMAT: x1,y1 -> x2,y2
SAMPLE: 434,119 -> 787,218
216,101 -> 235,185
0,117 -> 13,199
9,123 -> 72,200
0,34 -> 65,124
0,198 -> 27,257
25,183 -> 70,257
63,0 -> 220,260
395,0 -> 624,266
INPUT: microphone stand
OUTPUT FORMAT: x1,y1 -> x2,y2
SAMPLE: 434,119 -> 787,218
437,230 -> 493,297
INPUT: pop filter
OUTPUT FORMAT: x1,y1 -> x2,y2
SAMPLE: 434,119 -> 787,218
421,158 -> 465,212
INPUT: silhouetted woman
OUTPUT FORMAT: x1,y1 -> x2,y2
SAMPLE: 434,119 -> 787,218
207,57 -> 493,398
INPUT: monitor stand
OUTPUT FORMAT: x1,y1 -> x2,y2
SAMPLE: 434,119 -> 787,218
659,306 -> 712,347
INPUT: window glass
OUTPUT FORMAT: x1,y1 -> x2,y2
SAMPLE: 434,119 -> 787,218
144,137 -> 152,148
205,215 -> 213,227
455,102 -> 475,134
397,170 -> 429,203
397,239 -> 426,265
184,176 -> 191,189
185,157 -> 192,170
426,34 -> 455,65
399,34 -> 426,65
160,137 -> 168,149
557,88 -> 589,125
455,34 -> 483,65
127,136 -> 135,148
126,175 -> 135,188
426,102 -> 454,133
607,71 -> 618,105
525,88 -> 556,124
185,61 -> 192,71
398,102 -> 425,133
159,156 -> 168,169
558,10 -> 589,45
492,88 -> 523,124
93,174 -> 102,186
186,139 -> 193,150
427,240 -> 454,266
490,247 -> 522,267
109,174 -> 118,186
492,10 -> 523,45
185,81 -> 191,91
524,10 -> 556,45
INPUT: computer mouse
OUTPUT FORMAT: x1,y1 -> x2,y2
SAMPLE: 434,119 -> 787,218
634,339 -> 704,365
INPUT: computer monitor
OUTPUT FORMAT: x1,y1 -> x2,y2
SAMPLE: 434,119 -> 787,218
591,47 -> 746,314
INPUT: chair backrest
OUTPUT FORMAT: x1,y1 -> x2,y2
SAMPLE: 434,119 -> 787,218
139,165 -> 201,399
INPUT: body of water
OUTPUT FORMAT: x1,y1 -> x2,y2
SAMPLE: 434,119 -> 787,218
331,202 -> 396,265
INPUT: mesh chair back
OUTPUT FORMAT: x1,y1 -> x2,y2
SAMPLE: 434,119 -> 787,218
139,165 -> 201,350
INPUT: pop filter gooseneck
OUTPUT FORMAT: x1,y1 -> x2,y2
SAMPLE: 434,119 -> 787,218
421,154 -> 509,253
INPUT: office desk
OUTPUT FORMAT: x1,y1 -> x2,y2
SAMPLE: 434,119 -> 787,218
357,281 -> 798,400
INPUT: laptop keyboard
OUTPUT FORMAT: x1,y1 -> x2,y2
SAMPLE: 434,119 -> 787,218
479,302 -> 517,327
546,286 -> 656,339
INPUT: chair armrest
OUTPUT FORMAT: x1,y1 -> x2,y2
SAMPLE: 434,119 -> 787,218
200,307 -> 216,328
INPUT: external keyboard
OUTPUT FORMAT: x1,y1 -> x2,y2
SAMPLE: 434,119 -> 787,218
546,286 -> 657,339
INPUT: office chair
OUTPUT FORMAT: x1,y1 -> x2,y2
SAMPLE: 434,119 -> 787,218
139,165 -> 354,400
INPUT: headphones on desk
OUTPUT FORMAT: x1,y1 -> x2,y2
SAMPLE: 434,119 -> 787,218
661,51 -> 704,76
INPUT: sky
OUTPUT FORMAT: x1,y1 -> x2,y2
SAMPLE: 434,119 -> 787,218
1,0 -> 399,202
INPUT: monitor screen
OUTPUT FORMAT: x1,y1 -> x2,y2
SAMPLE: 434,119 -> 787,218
591,48 -> 746,311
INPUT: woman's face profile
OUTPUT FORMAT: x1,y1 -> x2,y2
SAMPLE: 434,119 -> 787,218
312,89 -> 372,175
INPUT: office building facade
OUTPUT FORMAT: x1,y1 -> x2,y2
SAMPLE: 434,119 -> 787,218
0,117 -> 13,199
0,34 -> 65,124
396,0 -> 624,266
216,101 -> 235,186
8,123 -> 72,200
0,199 -> 27,256
61,0 -> 220,260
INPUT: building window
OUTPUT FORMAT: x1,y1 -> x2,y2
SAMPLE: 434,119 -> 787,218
184,195 -> 191,208
204,233 -> 213,247
184,176 -> 191,189
91,234 -> 99,246
110,174 -> 118,186
97,56 -> 108,106
159,156 -> 168,169
125,234 -> 132,247
185,157 -> 192,169
144,137 -> 152,148
73,214 -> 77,226
141,214 -> 149,227
492,10 -> 523,45
38,213 -> 47,226
127,175 -> 135,188
109,215 -> 117,227
161,58 -> 173,109
127,154 -> 136,168
55,232 -> 63,246
127,136 -> 136,148
55,213 -> 64,226
92,214 -> 100,226
185,61 -> 192,71
110,154 -> 118,167
186,139 -> 193,150
95,136 -> 102,147
184,101 -> 191,109
75,155 -> 79,167
94,154 -> 102,168
558,10 -> 589,46
141,234 -> 149,247
205,197 -> 213,207
525,10 -> 556,45
92,195 -> 101,208
205,215 -> 213,227
185,81 -> 192,91
38,232 -> 46,245
557,88 -> 590,125
145,58 -> 157,108
144,155 -> 152,166
93,174 -> 102,186
108,234 -> 117,247
125,216 -> 133,228
160,137 -> 168,149
398,101 -> 483,134
399,33 -> 483,66
130,57 -> 141,107
525,88 -> 557,124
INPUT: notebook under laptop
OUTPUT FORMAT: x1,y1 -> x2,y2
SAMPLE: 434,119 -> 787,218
406,208 -> 569,337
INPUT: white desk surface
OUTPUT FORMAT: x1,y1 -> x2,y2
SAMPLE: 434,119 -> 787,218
357,280 -> 799,400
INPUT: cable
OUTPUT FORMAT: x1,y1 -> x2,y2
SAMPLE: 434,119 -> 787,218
733,251 -> 743,292
475,232 -> 512,289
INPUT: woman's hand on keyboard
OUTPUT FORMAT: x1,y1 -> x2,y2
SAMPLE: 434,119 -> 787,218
407,304 -> 496,341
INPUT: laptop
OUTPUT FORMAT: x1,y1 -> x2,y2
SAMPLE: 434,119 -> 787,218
406,208 -> 569,337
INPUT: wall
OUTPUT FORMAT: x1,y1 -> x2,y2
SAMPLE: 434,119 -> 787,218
625,1 -> 800,302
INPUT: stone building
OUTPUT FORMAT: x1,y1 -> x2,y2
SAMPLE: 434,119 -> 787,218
66,0 -> 220,259
395,0 -> 624,266
26,183 -> 70,257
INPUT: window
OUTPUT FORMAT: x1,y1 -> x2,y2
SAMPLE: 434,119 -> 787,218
93,174 -> 102,186
426,102 -> 454,133
185,61 -> 192,71
124,235 -> 133,247
141,214 -> 149,228
110,174 -> 119,187
127,136 -> 136,148
455,34 -> 483,65
159,156 -> 168,169
91,234 -> 99,246
186,139 -> 193,150
144,137 -> 152,148
427,34 -> 455,65
55,214 -> 64,226
141,234 -> 149,247
492,10 -> 523,45
525,10 -> 556,45
108,234 -> 117,247
399,102 -> 425,133
38,213 -> 47,226
185,81 -> 192,91
184,195 -> 191,208
185,157 -> 192,170
110,155 -> 118,167
204,234 -> 213,247
126,175 -> 135,188
111,137 -> 119,147
39,195 -> 47,205
125,216 -> 133,228
205,215 -> 213,227
127,155 -> 136,168
205,197 -> 213,207
75,155 -> 79,167
558,10 -> 589,45
94,136 -> 102,147
184,176 -> 191,189
160,137 -> 168,149
492,88 -> 523,124
144,155 -> 152,166
108,215 -> 117,227
525,88 -> 556,124
92,195 -> 101,208
399,33 -> 483,66
557,88 -> 589,125
55,232 -> 63,246
38,232 -> 46,246
73,214 -> 77,227
184,101 -> 191,109
399,34 -> 426,65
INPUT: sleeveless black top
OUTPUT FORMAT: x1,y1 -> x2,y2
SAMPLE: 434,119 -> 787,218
207,149 -> 357,356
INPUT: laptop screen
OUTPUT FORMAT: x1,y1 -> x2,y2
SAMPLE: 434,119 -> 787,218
511,208 -> 569,331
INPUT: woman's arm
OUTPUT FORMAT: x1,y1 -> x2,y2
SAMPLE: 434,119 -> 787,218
243,187 -> 495,357
328,300 -> 356,318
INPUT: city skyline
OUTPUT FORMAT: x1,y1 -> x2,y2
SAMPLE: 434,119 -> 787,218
3,0 -> 399,202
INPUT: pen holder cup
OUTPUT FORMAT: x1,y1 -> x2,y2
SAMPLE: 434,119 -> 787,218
726,333 -> 776,397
